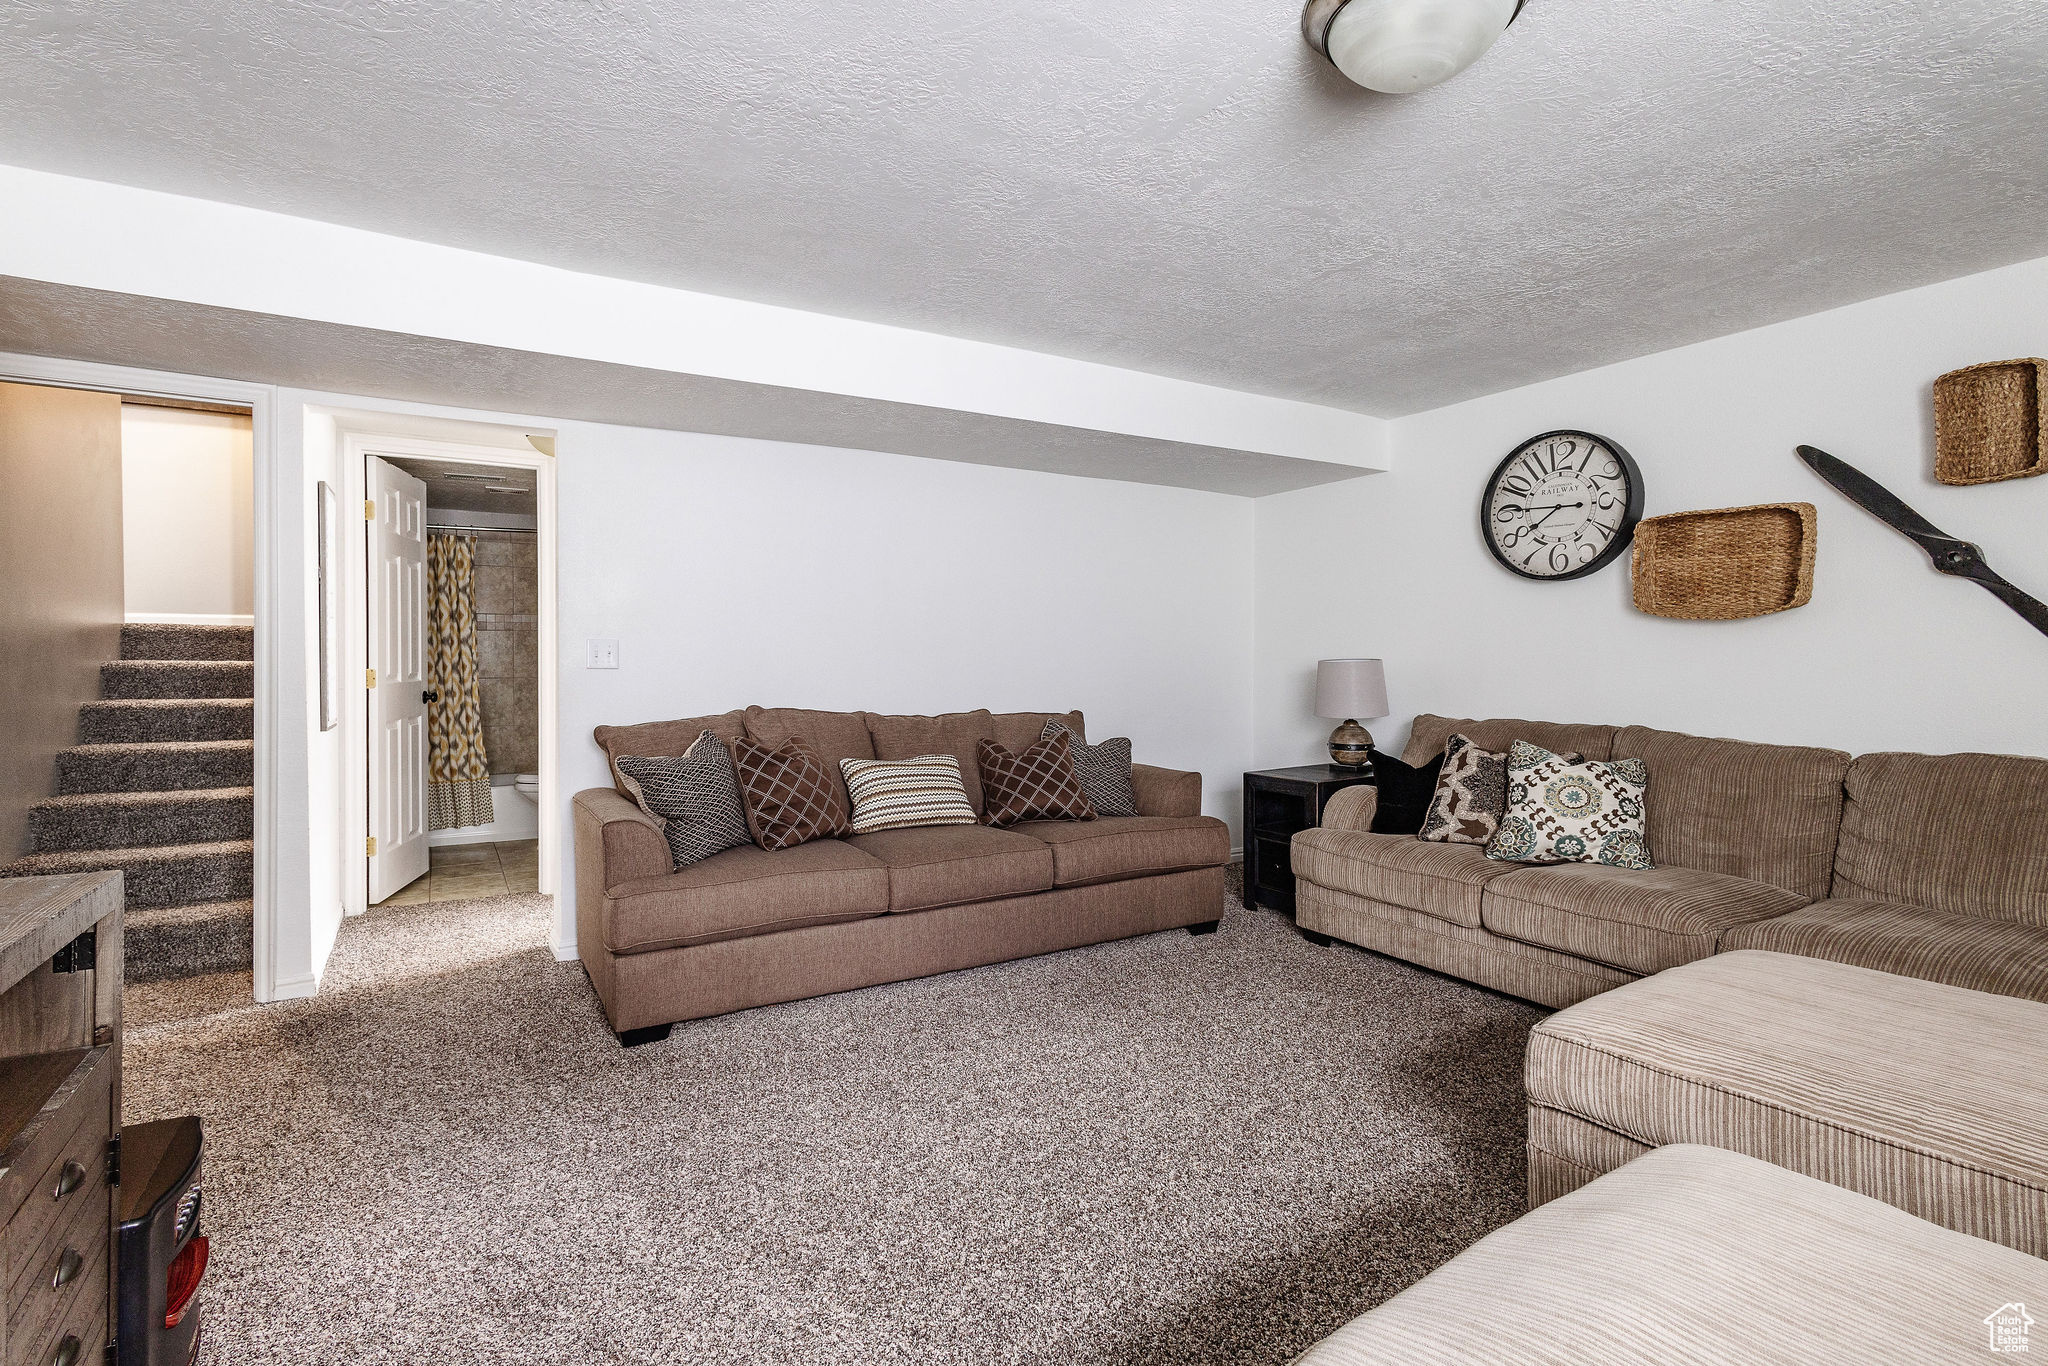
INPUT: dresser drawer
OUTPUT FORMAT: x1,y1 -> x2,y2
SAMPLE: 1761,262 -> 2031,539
7,1216 -> 107,1366
16,1286 -> 106,1366
1,1052 -> 110,1297
7,1130 -> 107,1314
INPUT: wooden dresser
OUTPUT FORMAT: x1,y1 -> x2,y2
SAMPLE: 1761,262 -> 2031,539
0,874 -> 122,1366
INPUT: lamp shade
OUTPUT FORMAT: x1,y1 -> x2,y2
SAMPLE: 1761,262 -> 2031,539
1315,658 -> 1389,721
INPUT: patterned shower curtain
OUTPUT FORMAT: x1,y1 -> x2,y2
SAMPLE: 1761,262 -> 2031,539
427,534 -> 494,829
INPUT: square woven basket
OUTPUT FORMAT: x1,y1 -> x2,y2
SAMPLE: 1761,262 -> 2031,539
1631,502 -> 1817,621
1934,358 -> 2048,485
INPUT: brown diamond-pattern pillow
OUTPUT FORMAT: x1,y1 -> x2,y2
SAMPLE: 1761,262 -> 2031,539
978,732 -> 1096,828
731,735 -> 851,850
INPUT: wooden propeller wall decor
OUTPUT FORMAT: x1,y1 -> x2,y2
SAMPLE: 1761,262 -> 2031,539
1797,444 -> 2048,640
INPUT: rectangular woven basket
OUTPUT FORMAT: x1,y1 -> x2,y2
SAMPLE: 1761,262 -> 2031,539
1934,358 -> 2047,485
1631,502 -> 1817,621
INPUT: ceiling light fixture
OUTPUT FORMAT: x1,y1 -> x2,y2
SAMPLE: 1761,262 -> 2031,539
1302,0 -> 1525,94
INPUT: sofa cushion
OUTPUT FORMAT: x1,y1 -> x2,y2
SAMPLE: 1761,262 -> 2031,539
732,736 -> 852,850
1042,719 -> 1136,817
865,710 -> 995,817
1403,714 -> 1616,769
979,733 -> 1095,827
1833,750 -> 2048,925
1291,827 -> 1525,929
601,839 -> 889,954
844,824 -> 1055,912
1525,950 -> 2048,1255
1483,862 -> 1807,975
743,706 -> 876,807
1012,815 -> 1228,888
989,710 -> 1084,754
1613,725 -> 1849,902
1294,1144 -> 2048,1366
1487,742 -> 1651,870
593,709 -> 747,794
1722,898 -> 2048,1004
614,731 -> 753,869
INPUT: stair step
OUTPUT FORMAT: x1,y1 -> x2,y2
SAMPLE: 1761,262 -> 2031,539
77,699 -> 253,745
120,623 -> 253,662
126,900 -> 253,982
28,787 -> 254,852
0,840 -> 253,909
56,741 -> 253,794
100,660 -> 253,701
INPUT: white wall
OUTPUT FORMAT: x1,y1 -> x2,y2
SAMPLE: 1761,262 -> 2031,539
553,424 -> 1256,952
121,405 -> 254,619
1256,256 -> 2048,767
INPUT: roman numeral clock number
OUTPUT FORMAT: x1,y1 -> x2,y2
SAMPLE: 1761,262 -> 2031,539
1478,429 -> 1645,583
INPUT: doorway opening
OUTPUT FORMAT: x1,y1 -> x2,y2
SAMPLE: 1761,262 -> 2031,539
340,432 -> 557,922
0,382 -> 259,985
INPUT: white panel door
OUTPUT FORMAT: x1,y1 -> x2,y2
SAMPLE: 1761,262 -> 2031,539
366,456 -> 431,903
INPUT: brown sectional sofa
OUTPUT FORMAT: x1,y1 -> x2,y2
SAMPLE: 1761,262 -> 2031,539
1291,713 -> 2048,1009
575,706 -> 1229,1041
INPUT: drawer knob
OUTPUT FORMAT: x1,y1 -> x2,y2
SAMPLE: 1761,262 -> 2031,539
51,1247 -> 83,1290
52,1161 -> 85,1199
49,1336 -> 80,1366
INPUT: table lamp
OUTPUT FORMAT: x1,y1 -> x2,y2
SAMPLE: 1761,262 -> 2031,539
1315,658 -> 1389,770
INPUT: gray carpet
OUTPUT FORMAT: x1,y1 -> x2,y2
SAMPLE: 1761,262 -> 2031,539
125,876 -> 1544,1365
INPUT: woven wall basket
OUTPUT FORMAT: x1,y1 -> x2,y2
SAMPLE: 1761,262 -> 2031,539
1933,358 -> 2048,486
1632,502 -> 1817,621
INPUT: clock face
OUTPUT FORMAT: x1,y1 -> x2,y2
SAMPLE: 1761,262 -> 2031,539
1481,430 -> 1644,581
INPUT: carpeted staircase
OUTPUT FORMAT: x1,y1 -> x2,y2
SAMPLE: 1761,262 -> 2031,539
1,623 -> 254,980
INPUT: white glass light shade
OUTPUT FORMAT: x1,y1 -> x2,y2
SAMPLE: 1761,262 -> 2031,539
1324,0 -> 1519,94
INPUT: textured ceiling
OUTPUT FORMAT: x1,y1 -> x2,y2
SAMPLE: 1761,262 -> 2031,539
384,458 -> 536,518
2,1 -> 2046,416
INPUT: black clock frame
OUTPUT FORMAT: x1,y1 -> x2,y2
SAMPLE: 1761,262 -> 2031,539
1479,429 -> 1645,582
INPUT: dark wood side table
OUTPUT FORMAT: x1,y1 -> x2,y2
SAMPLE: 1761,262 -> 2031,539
1242,765 -> 1375,913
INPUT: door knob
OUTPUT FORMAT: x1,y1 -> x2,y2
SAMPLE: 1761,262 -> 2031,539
422,689 -> 440,703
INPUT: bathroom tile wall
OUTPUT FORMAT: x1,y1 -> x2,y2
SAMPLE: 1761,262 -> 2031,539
469,530 -> 537,776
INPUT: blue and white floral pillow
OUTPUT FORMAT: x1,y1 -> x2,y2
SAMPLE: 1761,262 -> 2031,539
1485,740 -> 1652,869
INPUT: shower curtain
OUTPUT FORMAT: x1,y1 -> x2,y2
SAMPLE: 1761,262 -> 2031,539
426,533 -> 495,830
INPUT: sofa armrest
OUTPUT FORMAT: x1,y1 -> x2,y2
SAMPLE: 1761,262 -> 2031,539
1320,784 -> 1381,833
1131,764 -> 1202,818
573,787 -> 671,889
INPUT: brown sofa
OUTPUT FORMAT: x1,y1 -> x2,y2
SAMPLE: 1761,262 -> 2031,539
574,706 -> 1230,1042
1290,714 -> 2048,1009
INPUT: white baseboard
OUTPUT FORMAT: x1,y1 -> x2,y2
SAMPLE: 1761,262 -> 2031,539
550,936 -> 578,962
126,612 -> 256,627
263,970 -> 320,1002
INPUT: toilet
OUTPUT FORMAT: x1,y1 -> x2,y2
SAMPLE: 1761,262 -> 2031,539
513,773 -> 540,802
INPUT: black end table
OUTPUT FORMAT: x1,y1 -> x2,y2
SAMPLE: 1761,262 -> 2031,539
1242,765 -> 1376,913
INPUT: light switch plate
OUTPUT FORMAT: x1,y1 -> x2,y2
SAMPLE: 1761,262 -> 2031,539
586,638 -> 620,670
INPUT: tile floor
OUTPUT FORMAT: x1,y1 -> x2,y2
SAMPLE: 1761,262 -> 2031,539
372,839 -> 539,907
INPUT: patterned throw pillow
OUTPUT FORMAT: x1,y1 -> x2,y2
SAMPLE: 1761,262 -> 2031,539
978,732 -> 1096,828
1418,734 -> 1510,845
615,731 -> 755,869
1487,740 -> 1653,869
1040,719 -> 1136,818
839,754 -> 977,834
731,735 -> 852,851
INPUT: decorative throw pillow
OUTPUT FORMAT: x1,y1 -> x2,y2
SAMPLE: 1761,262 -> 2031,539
1366,746 -> 1446,836
615,731 -> 755,869
1487,741 -> 1653,869
839,754 -> 977,834
978,732 -> 1096,828
1040,719 -> 1136,818
1420,734 -> 1583,845
731,735 -> 852,851
1418,734 -> 1510,845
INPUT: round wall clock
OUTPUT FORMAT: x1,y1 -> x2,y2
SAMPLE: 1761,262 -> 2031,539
1480,430 -> 1644,581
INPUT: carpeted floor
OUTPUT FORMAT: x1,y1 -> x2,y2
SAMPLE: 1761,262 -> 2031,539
125,875 -> 1545,1365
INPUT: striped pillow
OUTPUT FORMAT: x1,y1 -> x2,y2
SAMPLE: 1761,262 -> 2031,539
839,754 -> 977,835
